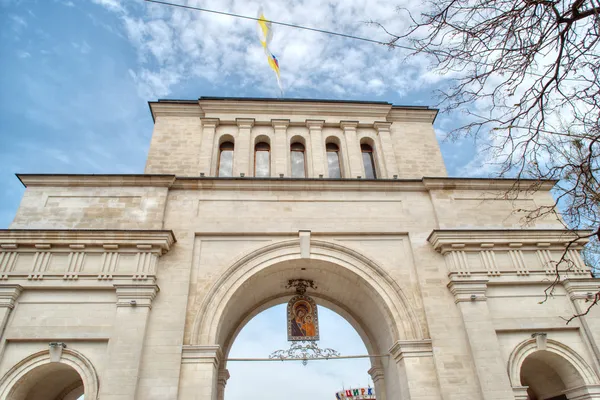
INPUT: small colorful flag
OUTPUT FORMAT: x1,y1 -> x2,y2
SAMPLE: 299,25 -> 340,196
257,8 -> 283,95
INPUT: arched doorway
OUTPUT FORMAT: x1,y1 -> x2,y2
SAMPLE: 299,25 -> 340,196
189,239 -> 434,400
509,338 -> 600,400
225,304 -> 374,399
0,349 -> 99,400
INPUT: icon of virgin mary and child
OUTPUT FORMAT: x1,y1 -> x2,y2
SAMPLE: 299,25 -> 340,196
290,299 -> 317,338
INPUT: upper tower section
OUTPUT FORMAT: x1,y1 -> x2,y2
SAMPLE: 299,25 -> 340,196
145,97 -> 446,179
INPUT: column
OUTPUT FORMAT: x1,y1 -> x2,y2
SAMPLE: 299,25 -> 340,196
306,119 -> 325,177
178,345 -> 222,400
374,122 -> 399,178
512,386 -> 529,400
217,368 -> 230,400
198,118 -> 219,176
272,119 -> 290,177
389,340 -> 442,400
340,121 -> 363,178
0,285 -> 22,334
563,279 -> 600,364
234,118 -> 254,177
368,366 -> 386,400
447,278 -> 515,400
99,284 -> 158,399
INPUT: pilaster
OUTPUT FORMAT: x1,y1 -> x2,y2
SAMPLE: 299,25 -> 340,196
447,278 -> 514,400
374,122 -> 397,178
368,366 -> 386,400
512,386 -> 529,400
98,283 -> 159,399
198,118 -> 219,176
563,279 -> 600,365
306,119 -> 325,177
389,340 -> 442,400
272,119 -> 290,177
234,118 -> 255,177
340,121 -> 363,178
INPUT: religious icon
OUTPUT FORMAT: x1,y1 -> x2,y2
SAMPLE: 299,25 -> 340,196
287,295 -> 319,341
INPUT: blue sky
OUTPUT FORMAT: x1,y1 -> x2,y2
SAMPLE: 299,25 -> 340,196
0,0 -> 479,398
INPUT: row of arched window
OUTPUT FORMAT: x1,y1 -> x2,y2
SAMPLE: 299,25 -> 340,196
217,140 -> 377,179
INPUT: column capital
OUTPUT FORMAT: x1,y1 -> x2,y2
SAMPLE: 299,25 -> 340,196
388,339 -> 433,362
447,278 -> 488,303
340,120 -> 359,130
0,284 -> 23,309
367,366 -> 385,383
306,119 -> 325,129
181,345 -> 223,367
218,368 -> 230,387
236,118 -> 255,128
200,118 -> 220,128
271,119 -> 290,129
373,121 -> 392,132
114,283 -> 159,308
562,278 -> 600,301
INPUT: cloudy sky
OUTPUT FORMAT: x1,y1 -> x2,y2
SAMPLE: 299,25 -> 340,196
0,0 -> 480,398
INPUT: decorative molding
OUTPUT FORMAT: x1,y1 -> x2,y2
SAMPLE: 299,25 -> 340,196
447,279 -> 488,303
306,119 -> 325,129
200,117 -> 220,128
389,339 -> 434,362
367,366 -> 385,383
0,230 -> 176,253
0,285 -> 22,309
373,121 -> 392,132
17,174 -> 175,188
114,283 -> 159,308
388,107 -> 438,123
271,119 -> 290,129
512,386 -> 529,400
422,177 -> 557,191
148,101 -> 204,121
428,229 -> 591,253
339,120 -> 359,130
236,118 -> 255,128
563,384 -> 600,399
217,369 -> 230,388
181,345 -> 223,367
563,279 -> 600,301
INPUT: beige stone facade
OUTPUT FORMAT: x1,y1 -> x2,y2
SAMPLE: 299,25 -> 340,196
0,97 -> 599,400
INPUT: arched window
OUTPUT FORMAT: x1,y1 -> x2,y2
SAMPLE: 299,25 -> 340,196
218,141 -> 234,177
290,142 -> 306,178
254,142 -> 270,177
361,143 -> 377,179
326,142 -> 341,178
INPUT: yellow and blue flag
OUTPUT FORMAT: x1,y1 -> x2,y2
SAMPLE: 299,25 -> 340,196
257,8 -> 283,94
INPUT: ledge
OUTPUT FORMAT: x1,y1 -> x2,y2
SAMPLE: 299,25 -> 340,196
17,174 -> 176,188
0,229 -> 176,252
428,229 -> 592,252
13,174 -> 559,193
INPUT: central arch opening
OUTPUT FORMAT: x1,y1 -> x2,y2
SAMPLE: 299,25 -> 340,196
195,241 -> 426,400
225,304 -> 374,399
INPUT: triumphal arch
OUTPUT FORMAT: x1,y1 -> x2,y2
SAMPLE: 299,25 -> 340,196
0,97 -> 599,399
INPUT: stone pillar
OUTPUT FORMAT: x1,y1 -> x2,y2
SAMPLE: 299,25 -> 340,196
272,119 -> 290,177
374,122 -> 398,178
198,118 -> 219,176
99,284 -> 158,399
178,345 -> 222,400
340,121 -> 363,178
563,279 -> 600,365
512,386 -> 529,400
306,119 -> 325,178
234,118 -> 254,177
0,285 -> 22,334
389,340 -> 442,400
368,366 -> 386,400
447,278 -> 515,400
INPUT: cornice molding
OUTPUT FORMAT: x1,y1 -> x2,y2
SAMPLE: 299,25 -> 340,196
0,230 -> 176,252
447,278 -> 489,303
199,99 -> 394,120
149,101 -> 204,122
388,107 -> 438,123
0,285 -> 23,309
181,345 -> 223,366
389,339 -> 434,362
17,174 -> 176,188
428,229 -> 591,253
422,177 -> 557,191
14,174 -> 560,194
562,279 -> 600,300
114,282 -> 159,308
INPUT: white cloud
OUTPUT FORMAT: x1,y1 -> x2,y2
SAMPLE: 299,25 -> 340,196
90,0 -> 443,99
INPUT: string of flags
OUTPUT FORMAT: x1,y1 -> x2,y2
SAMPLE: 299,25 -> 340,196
256,8 -> 283,96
